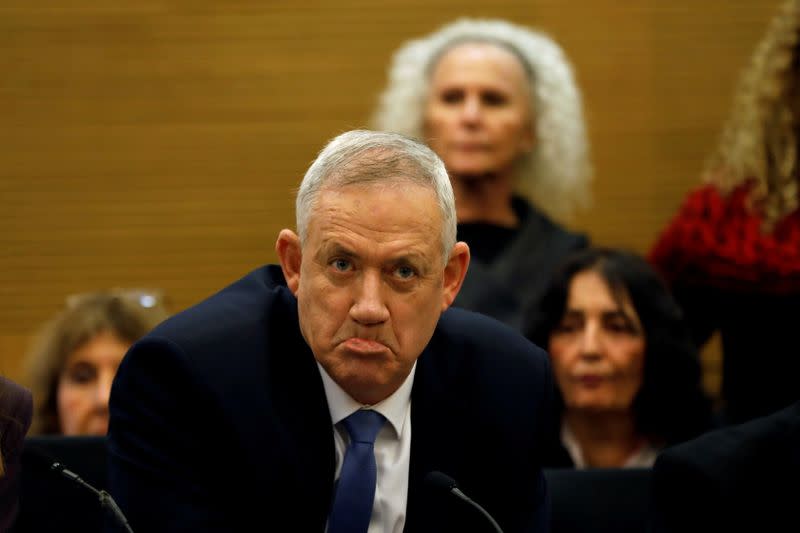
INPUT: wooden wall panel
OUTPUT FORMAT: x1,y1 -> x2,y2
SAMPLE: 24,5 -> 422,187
0,0 -> 784,382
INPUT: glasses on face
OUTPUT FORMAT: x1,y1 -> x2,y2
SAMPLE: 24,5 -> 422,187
65,288 -> 169,311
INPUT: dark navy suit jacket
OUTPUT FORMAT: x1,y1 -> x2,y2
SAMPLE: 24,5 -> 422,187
108,265 -> 553,532
650,400 -> 800,533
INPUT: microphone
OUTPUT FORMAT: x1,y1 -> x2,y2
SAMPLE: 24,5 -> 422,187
26,446 -> 135,533
425,471 -> 504,533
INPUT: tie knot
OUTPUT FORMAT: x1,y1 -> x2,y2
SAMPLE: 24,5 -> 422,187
342,409 -> 386,444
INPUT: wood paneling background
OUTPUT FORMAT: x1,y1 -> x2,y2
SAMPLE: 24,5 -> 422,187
0,0 -> 783,383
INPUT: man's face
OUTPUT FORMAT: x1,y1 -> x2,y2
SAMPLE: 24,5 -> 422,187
278,182 -> 467,404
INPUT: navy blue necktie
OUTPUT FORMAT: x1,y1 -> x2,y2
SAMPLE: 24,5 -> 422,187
328,409 -> 386,533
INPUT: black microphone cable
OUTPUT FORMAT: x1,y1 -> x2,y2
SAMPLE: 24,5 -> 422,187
425,470 -> 504,533
27,447 -> 135,533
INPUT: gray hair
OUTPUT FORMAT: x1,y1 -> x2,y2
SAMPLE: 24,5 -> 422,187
296,130 -> 457,262
372,18 -> 592,222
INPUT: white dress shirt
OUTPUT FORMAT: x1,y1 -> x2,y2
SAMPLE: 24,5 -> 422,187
561,422 -> 660,468
318,362 -> 415,533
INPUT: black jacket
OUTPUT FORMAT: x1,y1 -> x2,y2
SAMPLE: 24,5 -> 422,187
108,265 -> 553,532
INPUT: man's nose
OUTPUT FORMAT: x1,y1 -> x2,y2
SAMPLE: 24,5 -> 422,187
349,271 -> 390,325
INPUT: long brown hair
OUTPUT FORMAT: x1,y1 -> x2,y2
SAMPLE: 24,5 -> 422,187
25,291 -> 169,435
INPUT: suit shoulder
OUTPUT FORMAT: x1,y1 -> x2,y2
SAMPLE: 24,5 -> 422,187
137,265 -> 296,365
152,265 -> 290,337
437,307 -> 549,369
655,401 -> 800,487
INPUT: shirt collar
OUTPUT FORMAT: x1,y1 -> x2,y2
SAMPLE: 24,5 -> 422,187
317,361 -> 416,438
560,421 -> 659,468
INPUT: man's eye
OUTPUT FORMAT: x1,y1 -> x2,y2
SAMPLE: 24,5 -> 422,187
395,265 -> 416,280
331,259 -> 352,272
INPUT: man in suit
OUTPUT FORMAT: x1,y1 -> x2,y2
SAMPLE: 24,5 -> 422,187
107,130 -> 553,532
650,400 -> 800,533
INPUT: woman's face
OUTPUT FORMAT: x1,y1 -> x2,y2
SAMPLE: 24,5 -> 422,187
548,270 -> 646,414
423,42 -> 534,179
56,331 -> 129,436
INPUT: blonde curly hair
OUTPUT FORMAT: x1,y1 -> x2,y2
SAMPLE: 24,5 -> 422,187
707,0 -> 800,226
371,18 -> 592,222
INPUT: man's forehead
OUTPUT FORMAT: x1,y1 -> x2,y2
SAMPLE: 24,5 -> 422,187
310,181 -> 440,220
318,177 -> 432,196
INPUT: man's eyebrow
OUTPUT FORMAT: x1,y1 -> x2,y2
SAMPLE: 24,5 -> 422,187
317,242 -> 357,258
389,252 -> 426,264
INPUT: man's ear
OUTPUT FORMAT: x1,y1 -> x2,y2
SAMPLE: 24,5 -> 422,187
276,229 -> 302,295
441,241 -> 470,311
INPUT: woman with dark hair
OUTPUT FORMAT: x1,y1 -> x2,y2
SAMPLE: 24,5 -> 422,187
526,248 -> 711,468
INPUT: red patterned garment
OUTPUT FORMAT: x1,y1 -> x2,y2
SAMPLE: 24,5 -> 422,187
649,183 -> 800,294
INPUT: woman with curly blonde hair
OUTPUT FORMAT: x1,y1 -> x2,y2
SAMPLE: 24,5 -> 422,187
373,18 -> 592,330
650,0 -> 800,424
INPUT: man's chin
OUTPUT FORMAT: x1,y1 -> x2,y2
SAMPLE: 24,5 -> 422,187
337,368 -> 399,403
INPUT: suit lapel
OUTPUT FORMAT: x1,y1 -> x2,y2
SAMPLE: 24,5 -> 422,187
404,341 -> 465,532
267,294 -> 336,529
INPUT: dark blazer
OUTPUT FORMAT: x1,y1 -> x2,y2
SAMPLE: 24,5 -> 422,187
108,265 -> 553,533
455,198 -> 588,332
650,400 -> 800,533
0,377 -> 33,531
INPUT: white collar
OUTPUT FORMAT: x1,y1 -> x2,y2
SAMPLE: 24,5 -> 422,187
317,361 -> 416,438
560,421 -> 660,469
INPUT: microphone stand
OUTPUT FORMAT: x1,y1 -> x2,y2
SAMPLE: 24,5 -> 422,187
425,471 -> 504,533
52,462 -> 135,533
448,486 -> 504,533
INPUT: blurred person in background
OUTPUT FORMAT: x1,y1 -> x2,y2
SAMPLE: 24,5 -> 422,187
0,376 -> 32,530
650,0 -> 800,425
651,399 -> 800,533
26,290 -> 169,436
373,18 -> 592,331
527,248 -> 711,468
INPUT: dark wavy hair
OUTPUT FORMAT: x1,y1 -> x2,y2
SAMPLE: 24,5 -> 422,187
525,247 -> 711,446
